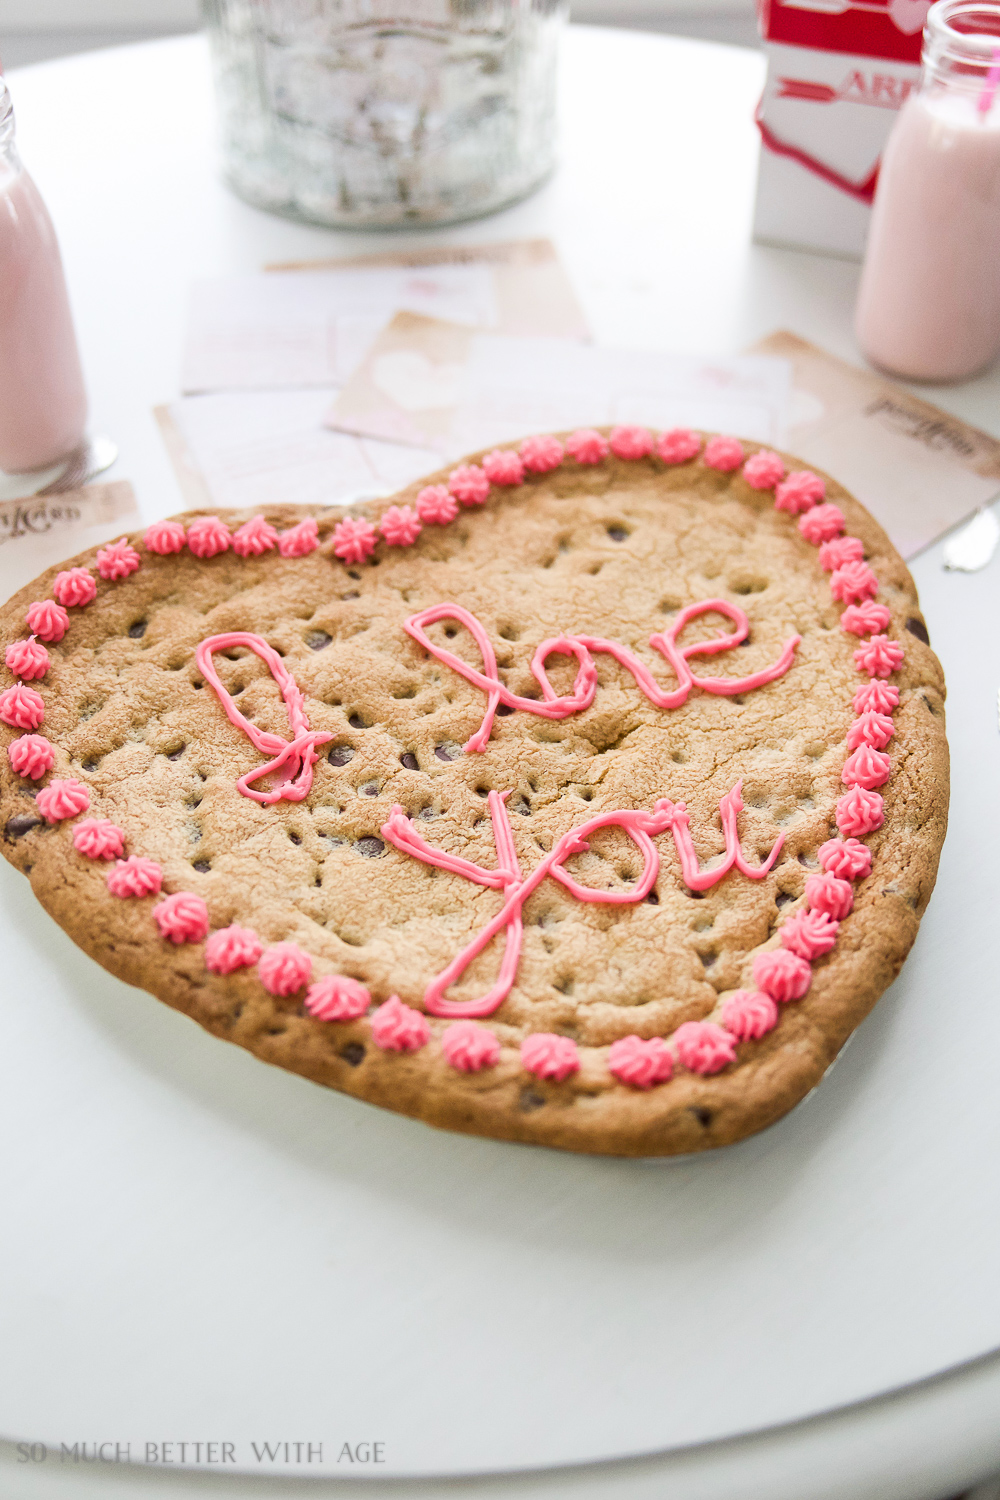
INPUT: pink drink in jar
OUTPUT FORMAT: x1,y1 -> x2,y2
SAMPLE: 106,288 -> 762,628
0,78 -> 87,472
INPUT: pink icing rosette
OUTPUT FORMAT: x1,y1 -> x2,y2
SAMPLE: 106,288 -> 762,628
607,1034 -> 672,1088
153,891 -> 210,944
672,1020 -> 737,1074
0,683 -> 45,730
441,1020 -> 501,1072
753,949 -> 812,1003
819,535 -> 864,572
7,733 -> 55,780
520,1032 -> 579,1081
657,428 -> 702,464
842,744 -> 891,790
481,449 -> 525,486
565,429 -> 609,465
232,516 -> 278,557
854,634 -> 904,679
144,519 -> 186,555
774,470 -> 825,513
818,836 -> 873,882
415,485 -> 459,525
25,599 -> 69,642
804,871 -> 854,920
798,504 -> 845,544
96,537 -> 141,581
72,818 -> 126,860
332,517 -> 376,565
519,434 -> 564,474
304,974 -> 371,1022
609,425 -> 654,461
840,601 -> 891,637
720,990 -> 778,1041
741,450 -> 785,490
830,561 -> 879,605
836,786 -> 885,837
703,435 -> 744,473
35,778 -> 90,823
378,505 -> 422,547
5,636 -> 49,680
448,465 -> 490,506
780,908 -> 839,961
52,568 -> 96,608
107,855 -> 162,897
258,942 -> 312,996
847,710 -> 894,752
277,517 -> 319,557
370,995 -> 431,1052
204,925 -> 263,974
853,680 -> 899,715
186,516 -> 232,558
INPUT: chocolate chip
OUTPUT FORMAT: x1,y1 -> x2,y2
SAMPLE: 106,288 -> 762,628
399,752 -> 419,770
906,616 -> 930,645
434,744 -> 458,761
607,525 -> 629,542
5,813 -> 42,839
686,889 -> 705,900
361,783 -> 379,797
519,1087 -> 546,1112
646,890 -> 659,904
288,831 -> 302,845
690,1107 -> 713,1128
348,713 -> 368,729
497,704 -> 515,716
699,951 -> 717,968
341,1042 -> 365,1067
776,890 -> 795,907
167,744 -> 186,760
306,631 -> 332,650
193,859 -> 211,872
328,745 -> 354,766
356,836 -> 384,858
127,620 -> 147,639
81,760 -> 99,773
739,635 -> 751,646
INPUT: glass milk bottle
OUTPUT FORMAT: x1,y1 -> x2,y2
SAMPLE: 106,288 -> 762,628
0,77 -> 88,473
855,0 -> 1000,382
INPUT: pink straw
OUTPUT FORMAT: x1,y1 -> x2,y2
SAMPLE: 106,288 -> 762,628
978,42 -> 1000,118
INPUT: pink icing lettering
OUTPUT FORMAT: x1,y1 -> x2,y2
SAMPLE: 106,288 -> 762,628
672,1020 -> 737,1074
753,948 -> 811,1002
25,600 -> 69,642
96,537 -> 141,580
258,942 -> 312,996
107,855 -> 162,897
36,778 -> 89,822
775,471 -> 825,513
0,683 -> 44,729
277,517 -> 319,557
854,634 -> 904,678
379,505 -> 422,547
521,1032 -> 579,1080
804,871 -> 854,920
52,567 -> 96,607
332,517 -> 376,564
657,428 -> 702,464
405,600 -> 800,755
847,710 -> 894,752
205,925 -> 262,974
144,519 -> 186,554
186,516 -> 232,558
830,561 -> 879,604
703,435 -> 744,472
72,818 -> 125,860
842,744 -> 891,789
836,786 -> 884,836
232,516 -> 278,557
7,733 -> 55,780
780,908 -> 839,960
441,1020 -> 501,1072
566,429 -> 609,465
305,974 -> 371,1021
448,464 -> 490,506
840,601 -> 891,637
482,449 -> 525,486
195,632 -> 332,805
819,536 -> 865,572
520,434 -> 564,473
853,680 -> 900,715
609,425 -> 654,461
818,837 -> 872,881
742,450 -> 785,489
370,995 -> 430,1052
415,485 -> 459,525
798,504 -> 845,544
607,1034 -> 672,1088
153,891 -> 210,944
720,989 -> 778,1041
5,636 -> 49,680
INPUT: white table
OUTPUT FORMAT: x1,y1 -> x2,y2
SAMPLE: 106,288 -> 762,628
3,27 -> 1000,1500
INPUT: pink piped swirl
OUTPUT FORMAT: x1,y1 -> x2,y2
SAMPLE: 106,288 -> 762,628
780,908 -> 839,961
144,519 -> 186,554
232,516 -> 278,557
836,786 -> 885,837
775,470 -> 824,513
819,535 -> 864,572
72,818 -> 126,860
5,636 -> 49,680
441,1020 -> 501,1072
52,567 -> 97,608
842,744 -> 891,790
96,537 -> 141,581
703,435 -> 744,473
566,428 -> 609,465
379,505 -> 422,547
829,560 -> 879,605
753,949 -> 812,1003
854,634 -> 904,679
205,925 -> 263,975
25,599 -> 69,642
853,681 -> 899,717
186,516 -> 232,558
818,836 -> 872,882
847,710 -> 894,752
153,891 -> 210,944
332,517 -> 377,565
258,942 -> 312,996
448,464 -> 490,506
840,601 -> 891,637
609,425 -> 654,461
305,974 -> 371,1022
521,1031 -> 579,1080
7,733 -> 55,780
0,683 -> 44,729
657,427 -> 702,464
36,778 -> 90,823
798,504 -> 845,544
481,449 -> 524,486
277,517 -> 319,557
720,990 -> 778,1041
107,855 -> 162,897
805,871 -> 854,920
672,1020 -> 737,1074
741,449 -> 785,490
520,434 -> 564,474
370,995 -> 431,1052
415,484 -> 459,525
607,1034 -> 672,1088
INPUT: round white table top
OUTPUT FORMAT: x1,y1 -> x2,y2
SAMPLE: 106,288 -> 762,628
2,26 -> 1000,1500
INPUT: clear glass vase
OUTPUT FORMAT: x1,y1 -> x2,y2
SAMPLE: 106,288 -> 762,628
202,0 -> 567,229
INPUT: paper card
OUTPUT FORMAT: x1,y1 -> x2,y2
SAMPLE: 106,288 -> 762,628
0,481 -> 140,604
182,238 -> 589,394
326,312 -> 791,457
750,331 -> 1000,558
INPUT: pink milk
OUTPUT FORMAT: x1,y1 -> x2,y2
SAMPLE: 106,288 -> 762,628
0,81 -> 87,472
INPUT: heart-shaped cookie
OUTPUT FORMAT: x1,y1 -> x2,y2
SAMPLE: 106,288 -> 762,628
0,429 -> 948,1155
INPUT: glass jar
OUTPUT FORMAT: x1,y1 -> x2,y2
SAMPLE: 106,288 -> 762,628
202,0 -> 567,230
